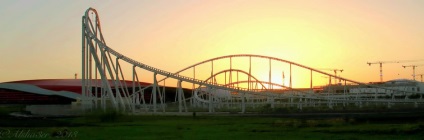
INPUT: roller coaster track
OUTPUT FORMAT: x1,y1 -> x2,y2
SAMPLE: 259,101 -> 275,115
82,8 -> 424,113
82,8 -> 278,112
202,69 -> 267,90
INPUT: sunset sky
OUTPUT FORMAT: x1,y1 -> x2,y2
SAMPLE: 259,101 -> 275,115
1,0 -> 424,87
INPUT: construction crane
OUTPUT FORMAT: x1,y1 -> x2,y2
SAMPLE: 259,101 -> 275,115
367,59 -> 424,82
367,61 -> 399,82
402,64 -> 424,81
318,68 -> 344,84
416,74 -> 423,82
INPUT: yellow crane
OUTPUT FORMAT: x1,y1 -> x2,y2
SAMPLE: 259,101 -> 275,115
415,74 -> 423,82
402,64 -> 424,81
368,59 -> 424,82
367,61 -> 399,82
318,68 -> 344,85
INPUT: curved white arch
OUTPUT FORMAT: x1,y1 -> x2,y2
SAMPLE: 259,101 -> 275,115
83,8 -> 267,96
155,54 -> 366,85
224,80 -> 287,89
202,69 -> 267,89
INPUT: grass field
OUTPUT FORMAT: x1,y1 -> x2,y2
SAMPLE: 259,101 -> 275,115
1,105 -> 424,139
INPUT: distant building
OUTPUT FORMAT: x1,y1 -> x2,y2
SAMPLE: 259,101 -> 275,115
0,79 -> 149,104
349,79 -> 424,95
321,79 -> 424,95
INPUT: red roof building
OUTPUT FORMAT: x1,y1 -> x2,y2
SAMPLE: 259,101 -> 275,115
0,79 -> 151,104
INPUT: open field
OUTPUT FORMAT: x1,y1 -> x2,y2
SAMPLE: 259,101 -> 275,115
1,105 -> 424,139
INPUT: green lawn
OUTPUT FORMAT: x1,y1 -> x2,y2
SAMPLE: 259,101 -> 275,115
2,115 -> 424,139
1,105 -> 424,139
